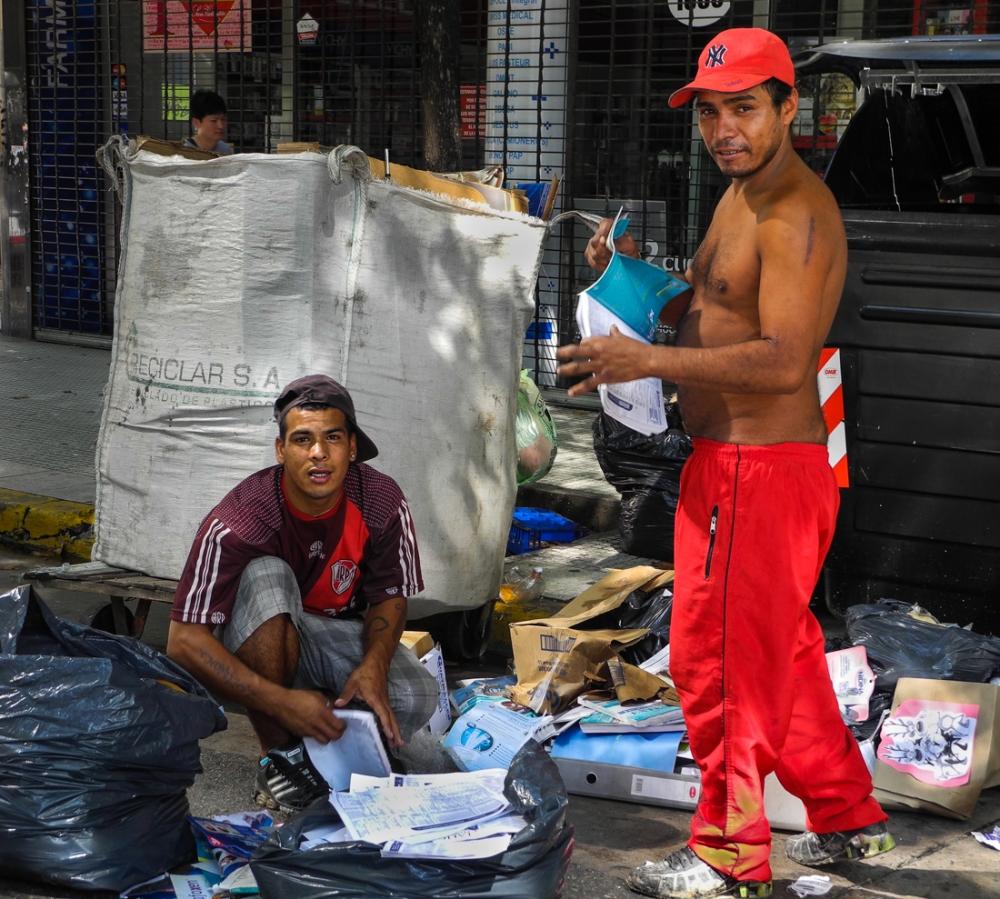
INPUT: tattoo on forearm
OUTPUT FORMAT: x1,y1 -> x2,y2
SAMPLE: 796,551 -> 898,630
804,217 -> 816,266
198,648 -> 258,699
363,615 -> 391,644
391,601 -> 406,641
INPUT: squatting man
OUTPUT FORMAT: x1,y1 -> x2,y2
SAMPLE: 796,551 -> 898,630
557,28 -> 895,899
167,374 -> 438,814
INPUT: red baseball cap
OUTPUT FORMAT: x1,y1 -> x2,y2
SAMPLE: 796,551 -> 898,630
668,28 -> 794,108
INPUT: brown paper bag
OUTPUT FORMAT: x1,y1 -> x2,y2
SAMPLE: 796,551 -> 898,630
872,677 -> 1000,819
509,567 -> 673,714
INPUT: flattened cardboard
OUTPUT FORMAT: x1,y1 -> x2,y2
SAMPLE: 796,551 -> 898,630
872,678 -> 1000,820
509,567 -> 671,714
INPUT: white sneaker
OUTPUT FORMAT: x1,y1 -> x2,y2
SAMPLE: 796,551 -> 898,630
626,847 -> 772,899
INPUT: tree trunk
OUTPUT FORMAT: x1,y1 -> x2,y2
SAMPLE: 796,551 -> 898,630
412,0 -> 463,172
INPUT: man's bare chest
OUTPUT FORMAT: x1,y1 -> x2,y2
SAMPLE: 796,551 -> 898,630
688,222 -> 761,308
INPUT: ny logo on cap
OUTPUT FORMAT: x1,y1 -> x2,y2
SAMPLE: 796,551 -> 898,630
706,44 -> 727,68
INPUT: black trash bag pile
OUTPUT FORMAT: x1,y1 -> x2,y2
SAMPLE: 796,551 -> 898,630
845,599 -> 1000,741
0,585 -> 227,892
592,409 -> 692,561
582,584 -> 673,668
252,740 -> 575,899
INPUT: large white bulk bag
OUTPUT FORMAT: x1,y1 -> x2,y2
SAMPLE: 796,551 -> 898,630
94,144 -> 549,617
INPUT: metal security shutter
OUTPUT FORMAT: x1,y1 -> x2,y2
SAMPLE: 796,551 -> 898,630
22,0 -> 999,349
27,0 -> 108,340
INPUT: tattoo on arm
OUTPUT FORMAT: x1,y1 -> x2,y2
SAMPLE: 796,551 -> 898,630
363,614 -> 391,645
197,648 -> 258,700
391,601 -> 406,642
804,217 -> 816,266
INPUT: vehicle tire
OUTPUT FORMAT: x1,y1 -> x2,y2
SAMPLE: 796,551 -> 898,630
446,600 -> 496,661
80,601 -> 135,635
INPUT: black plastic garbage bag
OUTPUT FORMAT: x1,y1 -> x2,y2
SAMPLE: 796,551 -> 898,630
252,741 -> 575,899
581,584 -> 673,668
0,585 -> 227,891
592,411 -> 692,561
845,599 -> 1000,690
616,586 -> 673,667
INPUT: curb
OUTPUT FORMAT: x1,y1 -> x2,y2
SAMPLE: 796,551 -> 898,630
516,482 -> 621,533
0,489 -> 94,560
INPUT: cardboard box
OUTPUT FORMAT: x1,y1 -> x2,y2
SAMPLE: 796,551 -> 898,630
419,646 -> 452,735
509,567 -> 672,714
872,678 -> 1000,819
400,631 -> 434,660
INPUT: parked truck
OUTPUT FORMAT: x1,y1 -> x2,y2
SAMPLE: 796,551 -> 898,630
794,36 -> 1000,632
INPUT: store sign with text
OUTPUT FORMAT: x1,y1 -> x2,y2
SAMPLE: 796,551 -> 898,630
142,0 -> 251,53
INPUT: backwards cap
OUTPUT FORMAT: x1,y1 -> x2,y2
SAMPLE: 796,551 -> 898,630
274,374 -> 378,462
668,28 -> 794,108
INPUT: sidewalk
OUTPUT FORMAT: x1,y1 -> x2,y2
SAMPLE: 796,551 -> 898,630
1,334 -> 999,899
0,335 -> 107,558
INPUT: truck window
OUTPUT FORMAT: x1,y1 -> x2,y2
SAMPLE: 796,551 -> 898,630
824,84 -> 1000,214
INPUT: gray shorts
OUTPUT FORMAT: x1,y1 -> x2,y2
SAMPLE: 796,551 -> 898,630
221,556 -> 438,740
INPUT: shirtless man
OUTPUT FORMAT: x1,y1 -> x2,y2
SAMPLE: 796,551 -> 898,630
557,29 -> 894,899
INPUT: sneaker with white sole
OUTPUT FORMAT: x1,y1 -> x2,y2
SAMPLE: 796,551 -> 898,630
785,821 -> 896,866
626,847 -> 772,899
254,740 -> 329,816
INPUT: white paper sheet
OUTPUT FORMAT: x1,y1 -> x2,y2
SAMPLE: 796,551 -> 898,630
576,290 -> 667,437
303,709 -> 392,792
330,780 -> 510,845
349,769 -> 509,796
379,811 -> 527,860
381,833 -> 512,861
299,823 -> 352,851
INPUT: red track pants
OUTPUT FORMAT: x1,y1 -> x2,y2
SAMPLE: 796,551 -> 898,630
671,439 -> 886,883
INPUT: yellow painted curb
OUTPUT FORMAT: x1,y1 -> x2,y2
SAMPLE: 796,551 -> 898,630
0,489 -> 94,560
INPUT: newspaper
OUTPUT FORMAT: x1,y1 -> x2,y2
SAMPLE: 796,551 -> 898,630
575,208 -> 689,436
330,778 -> 510,845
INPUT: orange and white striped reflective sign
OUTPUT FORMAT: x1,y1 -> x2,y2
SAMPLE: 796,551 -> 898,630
818,347 -> 849,488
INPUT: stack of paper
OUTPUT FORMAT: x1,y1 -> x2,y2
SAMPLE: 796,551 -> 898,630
317,769 -> 525,861
577,695 -> 685,734
575,208 -> 690,436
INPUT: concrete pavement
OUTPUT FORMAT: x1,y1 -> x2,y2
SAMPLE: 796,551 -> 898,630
0,335 -> 107,559
0,334 -> 998,898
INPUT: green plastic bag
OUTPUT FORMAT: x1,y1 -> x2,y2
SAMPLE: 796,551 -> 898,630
516,370 -> 558,485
